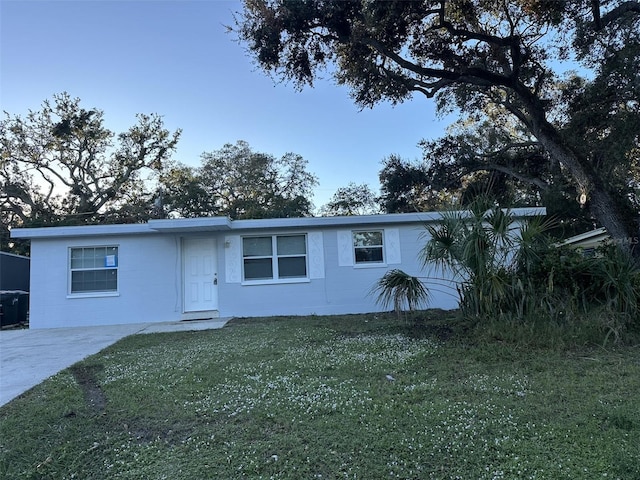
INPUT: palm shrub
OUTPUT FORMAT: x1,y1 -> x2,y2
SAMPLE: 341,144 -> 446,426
421,194 -> 639,343
420,194 -> 554,320
587,245 -> 639,313
371,269 -> 431,320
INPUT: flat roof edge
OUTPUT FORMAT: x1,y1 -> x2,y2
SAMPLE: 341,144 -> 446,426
229,212 -> 443,230
10,223 -> 154,239
148,216 -> 232,232
0,251 -> 31,259
558,227 -> 609,246
10,207 -> 547,239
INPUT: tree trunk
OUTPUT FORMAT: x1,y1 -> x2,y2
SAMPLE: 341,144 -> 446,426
504,89 -> 636,254
532,119 -> 637,256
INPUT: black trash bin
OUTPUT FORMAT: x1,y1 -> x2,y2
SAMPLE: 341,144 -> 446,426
0,291 -> 20,327
16,290 -> 29,324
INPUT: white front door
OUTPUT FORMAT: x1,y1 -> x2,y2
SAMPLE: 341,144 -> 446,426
183,237 -> 218,312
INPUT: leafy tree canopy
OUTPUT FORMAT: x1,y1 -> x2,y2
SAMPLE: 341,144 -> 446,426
320,182 -> 380,216
380,117 -> 602,236
379,154 -> 456,213
1,93 -> 180,254
235,0 -> 640,252
161,140 -> 318,219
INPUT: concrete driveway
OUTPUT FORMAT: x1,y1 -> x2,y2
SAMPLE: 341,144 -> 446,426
0,319 -> 229,407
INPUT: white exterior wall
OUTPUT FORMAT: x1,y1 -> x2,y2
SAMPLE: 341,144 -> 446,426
216,223 -> 459,318
17,209 -> 545,328
27,223 -> 460,328
29,234 -> 183,328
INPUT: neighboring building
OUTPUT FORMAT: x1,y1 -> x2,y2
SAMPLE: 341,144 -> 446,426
11,209 -> 544,329
557,227 -> 610,254
0,252 -> 30,327
0,251 -> 30,291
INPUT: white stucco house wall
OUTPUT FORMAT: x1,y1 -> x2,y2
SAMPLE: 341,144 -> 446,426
11,209 -> 544,329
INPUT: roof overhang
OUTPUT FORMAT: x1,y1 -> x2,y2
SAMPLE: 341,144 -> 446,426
148,217 -> 232,232
10,223 -> 155,239
557,227 -> 610,249
10,207 -> 547,240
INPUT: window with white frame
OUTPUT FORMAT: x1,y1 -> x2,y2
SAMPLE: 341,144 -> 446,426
69,246 -> 118,293
353,230 -> 384,264
242,234 -> 307,281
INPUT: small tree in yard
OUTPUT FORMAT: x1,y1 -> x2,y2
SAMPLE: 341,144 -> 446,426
371,269 -> 431,320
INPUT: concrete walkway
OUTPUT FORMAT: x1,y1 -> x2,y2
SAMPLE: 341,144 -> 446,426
0,318 -> 230,407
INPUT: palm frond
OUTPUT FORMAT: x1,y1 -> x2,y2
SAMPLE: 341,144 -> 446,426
371,269 -> 431,319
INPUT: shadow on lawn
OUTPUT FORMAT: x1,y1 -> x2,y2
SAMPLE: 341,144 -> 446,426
228,309 -> 467,343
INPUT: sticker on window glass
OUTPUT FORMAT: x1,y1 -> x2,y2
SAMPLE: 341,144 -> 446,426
105,255 -> 117,267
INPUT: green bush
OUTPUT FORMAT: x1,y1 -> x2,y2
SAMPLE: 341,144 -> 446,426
421,194 -> 556,319
503,243 -> 640,345
371,269 -> 430,320
421,193 -> 639,344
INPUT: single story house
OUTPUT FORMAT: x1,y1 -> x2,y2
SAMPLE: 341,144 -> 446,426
11,209 -> 544,329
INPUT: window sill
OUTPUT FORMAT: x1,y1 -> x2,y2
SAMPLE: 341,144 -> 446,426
241,277 -> 311,286
353,262 -> 387,269
67,292 -> 120,299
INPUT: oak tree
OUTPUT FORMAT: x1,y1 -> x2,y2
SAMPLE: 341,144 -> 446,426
235,0 -> 640,251
320,182 -> 380,216
1,93 -> 180,253
161,140 -> 318,219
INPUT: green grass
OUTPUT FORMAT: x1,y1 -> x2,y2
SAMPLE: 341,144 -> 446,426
1,312 -> 639,479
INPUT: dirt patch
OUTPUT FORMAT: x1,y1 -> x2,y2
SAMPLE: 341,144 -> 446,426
70,364 -> 107,414
409,323 -> 456,341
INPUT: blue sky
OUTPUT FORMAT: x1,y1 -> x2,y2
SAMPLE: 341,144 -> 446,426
1,0 -> 451,208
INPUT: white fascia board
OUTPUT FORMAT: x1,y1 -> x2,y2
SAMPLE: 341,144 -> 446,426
148,216 -> 232,232
11,223 -> 154,239
558,227 -> 609,246
10,207 -> 547,239
229,212 -> 445,231
227,206 -> 546,234
510,207 -> 546,218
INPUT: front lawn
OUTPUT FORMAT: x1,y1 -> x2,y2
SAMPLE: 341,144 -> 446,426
1,312 -> 639,479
